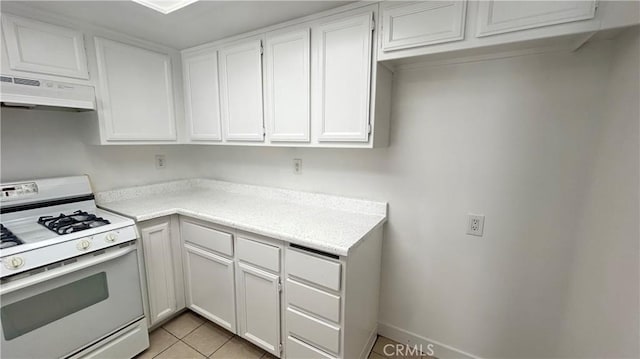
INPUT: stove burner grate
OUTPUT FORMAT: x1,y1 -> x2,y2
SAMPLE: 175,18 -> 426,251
1,224 -> 23,249
38,210 -> 111,235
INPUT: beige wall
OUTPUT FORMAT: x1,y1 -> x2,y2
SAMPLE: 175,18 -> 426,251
556,28 -> 640,358
1,32 -> 637,358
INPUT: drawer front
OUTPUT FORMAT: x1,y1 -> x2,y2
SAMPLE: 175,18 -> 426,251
181,220 -> 233,257
286,336 -> 336,359
286,249 -> 341,291
237,237 -> 280,272
286,307 -> 340,354
382,1 -> 467,51
286,279 -> 340,323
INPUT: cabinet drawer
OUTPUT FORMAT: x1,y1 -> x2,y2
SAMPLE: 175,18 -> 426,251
286,249 -> 341,291
286,336 -> 336,359
237,237 -> 280,272
181,220 -> 233,257
286,279 -> 340,323
286,308 -> 340,354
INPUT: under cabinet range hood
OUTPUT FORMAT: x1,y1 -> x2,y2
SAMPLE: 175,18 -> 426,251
0,75 -> 96,111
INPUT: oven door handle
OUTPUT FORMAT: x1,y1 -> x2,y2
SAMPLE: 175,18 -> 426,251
0,245 -> 136,296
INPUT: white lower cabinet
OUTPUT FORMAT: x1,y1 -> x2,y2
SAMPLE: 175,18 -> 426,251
236,262 -> 281,356
140,217 -> 382,359
138,216 -> 185,327
183,243 -> 236,332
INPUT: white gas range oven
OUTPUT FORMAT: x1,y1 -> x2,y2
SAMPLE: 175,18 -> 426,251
0,175 -> 149,359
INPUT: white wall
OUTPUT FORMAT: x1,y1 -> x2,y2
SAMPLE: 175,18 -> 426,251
0,108 -> 196,188
1,34 -> 637,358
556,28 -> 640,358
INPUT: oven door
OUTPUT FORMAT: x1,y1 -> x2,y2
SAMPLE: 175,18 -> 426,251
0,244 -> 144,359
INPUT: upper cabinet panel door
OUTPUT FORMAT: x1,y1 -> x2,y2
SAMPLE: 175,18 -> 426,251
95,37 -> 176,141
313,13 -> 373,142
265,29 -> 310,142
476,1 -> 597,37
1,14 -> 89,79
219,39 -> 265,142
381,1 -> 467,51
183,52 -> 222,141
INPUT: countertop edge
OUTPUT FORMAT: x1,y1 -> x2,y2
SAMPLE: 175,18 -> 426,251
99,204 -> 387,257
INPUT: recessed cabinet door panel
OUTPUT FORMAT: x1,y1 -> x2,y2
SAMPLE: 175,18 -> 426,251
183,52 -> 222,141
313,13 -> 373,142
1,14 -> 89,79
95,37 -> 176,141
184,244 -> 236,332
236,262 -> 280,356
219,39 -> 264,141
140,220 -> 177,326
381,1 -> 467,51
265,29 -> 310,142
476,1 -> 597,37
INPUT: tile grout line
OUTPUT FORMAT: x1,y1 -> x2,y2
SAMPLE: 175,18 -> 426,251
152,320 -> 206,358
150,328 -> 179,359
206,335 -> 235,358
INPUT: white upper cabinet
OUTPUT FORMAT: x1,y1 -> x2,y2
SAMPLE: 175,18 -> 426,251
219,38 -> 265,142
183,51 -> 222,141
1,14 -> 89,79
265,28 -> 310,142
476,1 -> 597,37
180,3 -> 390,148
381,1 -> 467,51
313,12 -> 374,142
95,37 -> 177,142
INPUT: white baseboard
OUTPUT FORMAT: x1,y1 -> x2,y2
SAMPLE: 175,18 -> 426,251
360,325 -> 379,359
377,322 -> 482,359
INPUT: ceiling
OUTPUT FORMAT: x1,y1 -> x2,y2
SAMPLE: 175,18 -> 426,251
3,1 -> 352,49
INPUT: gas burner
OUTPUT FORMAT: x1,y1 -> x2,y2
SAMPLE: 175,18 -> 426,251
1,224 -> 23,249
38,210 -> 111,235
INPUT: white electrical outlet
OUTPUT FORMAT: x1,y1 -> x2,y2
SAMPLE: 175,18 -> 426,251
467,214 -> 485,236
155,155 -> 166,169
293,159 -> 302,174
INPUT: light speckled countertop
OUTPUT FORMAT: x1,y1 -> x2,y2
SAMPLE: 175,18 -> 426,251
96,179 -> 387,256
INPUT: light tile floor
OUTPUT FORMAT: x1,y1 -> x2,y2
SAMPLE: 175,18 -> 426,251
136,311 -> 433,359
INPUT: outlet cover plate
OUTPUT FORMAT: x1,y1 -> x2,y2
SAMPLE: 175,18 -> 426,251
293,159 -> 302,174
155,155 -> 166,169
467,214 -> 485,236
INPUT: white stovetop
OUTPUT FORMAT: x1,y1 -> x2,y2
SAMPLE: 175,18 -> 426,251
95,179 -> 387,256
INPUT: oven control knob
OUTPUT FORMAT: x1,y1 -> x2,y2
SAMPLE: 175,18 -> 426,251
77,239 -> 91,251
105,233 -> 118,243
4,256 -> 24,270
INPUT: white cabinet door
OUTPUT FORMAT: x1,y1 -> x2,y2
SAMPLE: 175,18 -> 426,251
94,37 -> 177,141
476,1 -> 597,37
265,29 -> 310,142
236,262 -> 281,356
183,51 -> 222,141
184,243 -> 236,332
313,13 -> 373,142
139,219 -> 177,326
1,14 -> 89,79
381,1 -> 467,51
218,39 -> 264,142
